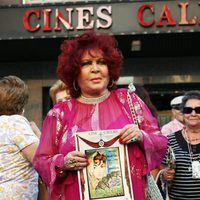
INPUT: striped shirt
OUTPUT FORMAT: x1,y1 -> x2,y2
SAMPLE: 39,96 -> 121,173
162,130 -> 200,200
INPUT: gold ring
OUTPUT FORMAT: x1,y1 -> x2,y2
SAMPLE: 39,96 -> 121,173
68,158 -> 76,167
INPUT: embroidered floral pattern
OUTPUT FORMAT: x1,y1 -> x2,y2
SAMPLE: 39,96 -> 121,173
0,115 -> 39,200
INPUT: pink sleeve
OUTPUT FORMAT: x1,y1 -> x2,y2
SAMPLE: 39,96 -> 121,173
131,93 -> 168,172
161,124 -> 171,136
33,108 -> 65,187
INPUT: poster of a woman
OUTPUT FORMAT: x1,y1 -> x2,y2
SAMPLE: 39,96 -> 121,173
86,148 -> 124,199
75,129 -> 133,200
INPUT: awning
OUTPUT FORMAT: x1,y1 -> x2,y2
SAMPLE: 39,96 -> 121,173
0,0 -> 199,40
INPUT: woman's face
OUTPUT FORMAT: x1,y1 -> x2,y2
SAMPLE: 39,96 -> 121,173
183,98 -> 200,128
77,49 -> 109,97
55,90 -> 70,104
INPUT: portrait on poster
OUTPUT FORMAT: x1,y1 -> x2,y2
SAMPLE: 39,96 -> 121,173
75,129 -> 134,200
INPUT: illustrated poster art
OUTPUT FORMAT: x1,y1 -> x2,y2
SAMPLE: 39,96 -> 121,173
75,129 -> 134,200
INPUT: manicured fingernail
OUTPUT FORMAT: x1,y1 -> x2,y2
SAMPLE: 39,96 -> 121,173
119,138 -> 122,144
86,160 -> 90,166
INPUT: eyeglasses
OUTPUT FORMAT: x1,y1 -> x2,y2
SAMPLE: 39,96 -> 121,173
182,106 -> 200,114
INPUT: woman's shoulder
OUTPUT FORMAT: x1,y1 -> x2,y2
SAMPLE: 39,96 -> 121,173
46,99 -> 73,118
0,114 -> 29,125
0,115 -> 38,139
114,88 -> 128,94
112,88 -> 128,98
167,130 -> 182,142
113,88 -> 139,101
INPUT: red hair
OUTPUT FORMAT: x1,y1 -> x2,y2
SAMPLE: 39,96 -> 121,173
57,30 -> 123,98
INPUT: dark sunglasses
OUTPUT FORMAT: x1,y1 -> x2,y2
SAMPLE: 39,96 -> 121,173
182,106 -> 200,114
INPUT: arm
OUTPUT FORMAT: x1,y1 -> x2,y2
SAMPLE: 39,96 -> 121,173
9,115 -> 39,164
131,93 -> 168,171
22,142 -> 39,163
33,110 -> 65,187
118,90 -> 167,172
33,106 -> 88,187
159,164 -> 175,183
159,144 -> 176,183
29,121 -> 41,138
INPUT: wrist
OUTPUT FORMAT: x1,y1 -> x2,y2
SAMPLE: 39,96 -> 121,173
55,166 -> 67,177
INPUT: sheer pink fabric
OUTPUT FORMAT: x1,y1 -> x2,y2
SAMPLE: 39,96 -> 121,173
33,88 -> 167,200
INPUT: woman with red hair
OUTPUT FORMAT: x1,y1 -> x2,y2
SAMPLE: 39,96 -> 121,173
33,30 -> 167,200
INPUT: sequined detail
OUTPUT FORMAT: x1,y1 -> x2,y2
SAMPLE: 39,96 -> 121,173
117,91 -> 125,104
71,125 -> 78,137
62,131 -> 68,144
91,104 -> 99,130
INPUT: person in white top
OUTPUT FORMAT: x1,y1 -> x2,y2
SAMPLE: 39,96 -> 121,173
0,75 -> 39,200
161,95 -> 184,136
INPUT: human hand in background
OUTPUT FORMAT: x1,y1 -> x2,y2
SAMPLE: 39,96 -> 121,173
119,124 -> 143,144
29,121 -> 41,138
162,167 -> 175,182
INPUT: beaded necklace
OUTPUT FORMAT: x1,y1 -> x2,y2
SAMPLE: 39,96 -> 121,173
184,129 -> 200,176
182,128 -> 200,144
79,90 -> 110,104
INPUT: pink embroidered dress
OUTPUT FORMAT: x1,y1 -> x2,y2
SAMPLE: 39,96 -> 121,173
33,88 -> 167,200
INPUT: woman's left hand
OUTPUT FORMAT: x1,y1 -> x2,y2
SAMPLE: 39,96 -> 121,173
119,124 -> 143,144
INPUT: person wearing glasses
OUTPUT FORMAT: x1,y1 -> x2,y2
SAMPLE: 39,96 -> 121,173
161,95 -> 184,136
160,90 -> 200,200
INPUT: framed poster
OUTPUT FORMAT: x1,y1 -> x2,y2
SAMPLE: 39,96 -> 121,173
75,129 -> 134,200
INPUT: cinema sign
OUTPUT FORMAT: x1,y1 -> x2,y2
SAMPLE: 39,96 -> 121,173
0,0 -> 199,40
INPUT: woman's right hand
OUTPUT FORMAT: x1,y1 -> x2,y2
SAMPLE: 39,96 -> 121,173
63,151 -> 88,171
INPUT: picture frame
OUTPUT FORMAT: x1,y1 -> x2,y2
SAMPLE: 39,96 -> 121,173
75,129 -> 134,200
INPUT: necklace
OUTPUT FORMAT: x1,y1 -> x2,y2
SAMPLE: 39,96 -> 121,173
184,129 -> 200,177
79,90 -> 110,104
182,128 -> 200,144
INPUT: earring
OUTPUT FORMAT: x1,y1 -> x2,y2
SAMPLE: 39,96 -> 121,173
22,109 -> 25,116
73,80 -> 78,91
108,79 -> 114,88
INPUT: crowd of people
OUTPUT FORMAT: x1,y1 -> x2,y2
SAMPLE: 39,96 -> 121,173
0,30 -> 200,200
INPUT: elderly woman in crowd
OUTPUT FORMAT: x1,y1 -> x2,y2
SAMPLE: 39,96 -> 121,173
0,75 -> 39,199
161,90 -> 200,199
33,30 -> 167,200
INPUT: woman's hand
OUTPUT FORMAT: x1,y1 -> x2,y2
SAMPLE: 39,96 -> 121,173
63,151 -> 88,171
119,124 -> 143,144
162,168 -> 175,182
